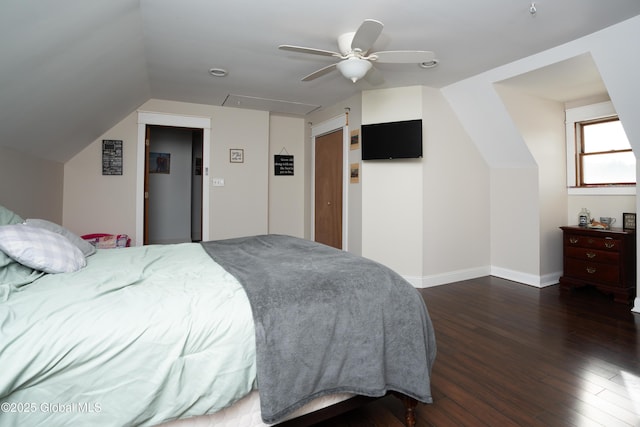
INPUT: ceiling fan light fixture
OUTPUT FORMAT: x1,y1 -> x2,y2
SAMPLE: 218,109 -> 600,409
336,57 -> 372,83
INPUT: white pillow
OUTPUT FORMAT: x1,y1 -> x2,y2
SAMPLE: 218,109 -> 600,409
0,224 -> 86,273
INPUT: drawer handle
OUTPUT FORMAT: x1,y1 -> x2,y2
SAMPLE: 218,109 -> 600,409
586,252 -> 596,258
604,238 -> 615,249
586,267 -> 597,274
569,237 -> 579,244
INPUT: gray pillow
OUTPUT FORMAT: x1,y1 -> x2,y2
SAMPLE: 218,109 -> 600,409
25,219 -> 96,257
0,205 -> 23,226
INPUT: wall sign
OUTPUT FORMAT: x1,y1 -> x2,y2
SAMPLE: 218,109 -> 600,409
274,154 -> 294,176
102,139 -> 123,175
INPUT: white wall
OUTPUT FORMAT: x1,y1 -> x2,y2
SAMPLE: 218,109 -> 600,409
421,86 -> 490,285
441,15 -> 640,293
490,168 -> 540,279
361,86 -> 424,278
496,85 -> 567,284
567,197 -> 635,229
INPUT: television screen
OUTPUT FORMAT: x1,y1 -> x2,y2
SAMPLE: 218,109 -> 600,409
361,119 -> 423,160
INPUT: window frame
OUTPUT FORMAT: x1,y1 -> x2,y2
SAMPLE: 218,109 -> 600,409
577,116 -> 634,186
565,101 -> 636,196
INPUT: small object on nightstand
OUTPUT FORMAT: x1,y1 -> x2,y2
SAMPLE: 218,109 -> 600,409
578,208 -> 590,227
623,212 -> 636,230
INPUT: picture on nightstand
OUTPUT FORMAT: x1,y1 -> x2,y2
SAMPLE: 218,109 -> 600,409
623,212 -> 636,230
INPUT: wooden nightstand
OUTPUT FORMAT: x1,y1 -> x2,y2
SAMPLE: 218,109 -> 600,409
559,226 -> 636,304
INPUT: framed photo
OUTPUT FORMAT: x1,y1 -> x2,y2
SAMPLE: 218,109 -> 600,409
623,212 -> 636,230
230,149 -> 244,163
350,162 -> 360,184
350,129 -> 360,151
149,152 -> 170,174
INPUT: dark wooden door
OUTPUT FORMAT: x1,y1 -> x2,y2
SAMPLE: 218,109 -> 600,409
314,129 -> 343,249
143,125 -> 151,245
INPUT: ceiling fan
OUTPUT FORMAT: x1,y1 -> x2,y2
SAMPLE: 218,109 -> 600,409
279,19 -> 437,84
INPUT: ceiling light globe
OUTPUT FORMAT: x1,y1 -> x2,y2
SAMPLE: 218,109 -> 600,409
336,58 -> 372,83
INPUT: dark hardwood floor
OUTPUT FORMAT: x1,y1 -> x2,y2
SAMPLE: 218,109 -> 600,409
314,276 -> 640,426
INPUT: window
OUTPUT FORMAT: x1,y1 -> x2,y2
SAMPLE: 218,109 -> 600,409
566,101 -> 635,195
577,117 -> 634,186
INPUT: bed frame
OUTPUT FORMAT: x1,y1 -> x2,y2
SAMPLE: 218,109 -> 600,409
275,393 -> 418,427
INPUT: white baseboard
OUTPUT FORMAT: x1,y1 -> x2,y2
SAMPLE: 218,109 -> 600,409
491,267 -> 561,288
404,266 -> 562,289
404,266 -> 491,288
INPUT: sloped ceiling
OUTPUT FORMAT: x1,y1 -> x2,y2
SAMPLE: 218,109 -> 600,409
1,0 -> 639,163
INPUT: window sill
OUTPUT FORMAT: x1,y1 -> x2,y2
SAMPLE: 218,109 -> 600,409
568,186 -> 636,196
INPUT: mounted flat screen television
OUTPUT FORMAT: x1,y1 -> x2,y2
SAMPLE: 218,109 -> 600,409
361,119 -> 423,160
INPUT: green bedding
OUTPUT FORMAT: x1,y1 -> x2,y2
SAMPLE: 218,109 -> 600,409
0,243 -> 257,426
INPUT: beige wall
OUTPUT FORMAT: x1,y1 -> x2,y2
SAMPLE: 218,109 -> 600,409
421,86 -> 490,285
268,114 -> 305,238
0,147 -> 63,222
64,99 -> 279,243
63,113 -> 138,238
497,85 -> 568,284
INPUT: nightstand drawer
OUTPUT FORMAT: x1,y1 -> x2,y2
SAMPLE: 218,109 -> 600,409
564,234 -> 621,251
565,259 -> 619,284
564,246 -> 619,264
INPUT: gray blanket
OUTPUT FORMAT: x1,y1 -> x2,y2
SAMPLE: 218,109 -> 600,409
201,234 -> 436,424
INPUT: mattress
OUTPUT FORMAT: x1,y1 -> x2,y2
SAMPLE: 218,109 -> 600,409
159,391 -> 354,427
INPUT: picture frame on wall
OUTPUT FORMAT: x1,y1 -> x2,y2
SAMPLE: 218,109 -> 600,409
350,129 -> 360,151
149,152 -> 170,174
623,212 -> 636,230
230,149 -> 244,163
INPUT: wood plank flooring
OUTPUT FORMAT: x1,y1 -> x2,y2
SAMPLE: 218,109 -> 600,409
313,276 -> 640,426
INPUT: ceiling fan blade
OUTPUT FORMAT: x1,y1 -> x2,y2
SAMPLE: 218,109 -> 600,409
301,63 -> 338,81
279,45 -> 341,58
370,50 -> 436,64
363,67 -> 385,86
351,19 -> 383,52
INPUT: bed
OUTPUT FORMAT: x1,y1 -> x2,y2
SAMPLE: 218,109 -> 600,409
0,205 -> 436,426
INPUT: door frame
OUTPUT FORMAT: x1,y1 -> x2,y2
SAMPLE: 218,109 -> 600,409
136,111 -> 211,246
311,114 -> 349,251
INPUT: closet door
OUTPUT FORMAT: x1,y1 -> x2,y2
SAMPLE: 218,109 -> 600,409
314,129 -> 343,249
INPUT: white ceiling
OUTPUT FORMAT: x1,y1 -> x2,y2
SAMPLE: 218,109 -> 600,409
1,0 -> 639,162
